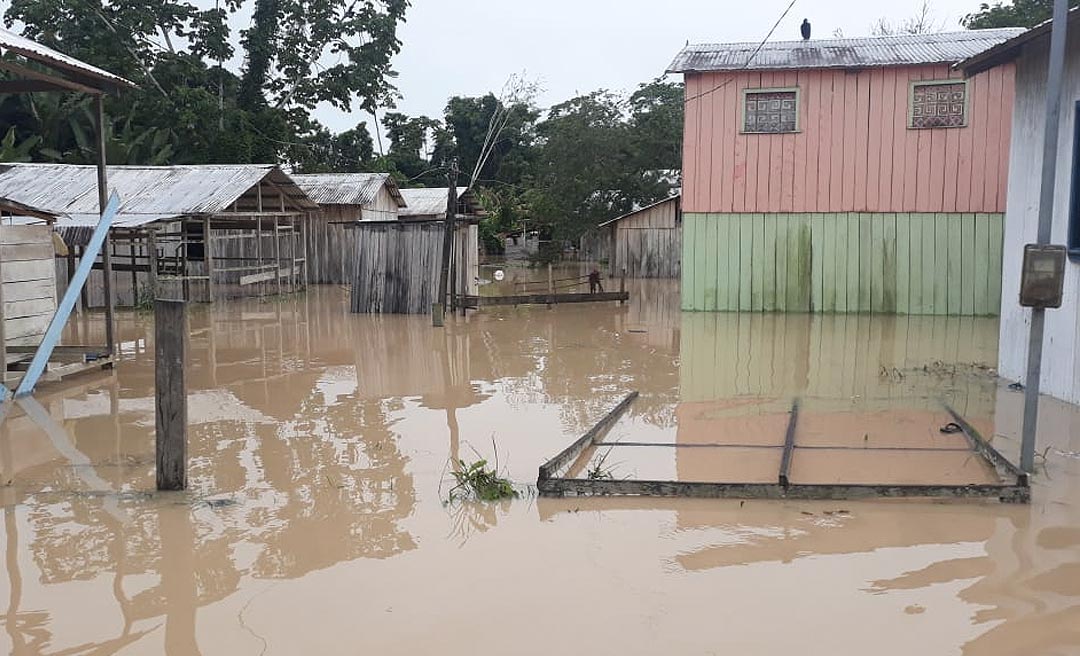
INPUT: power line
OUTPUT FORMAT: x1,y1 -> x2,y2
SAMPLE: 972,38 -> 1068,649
684,0 -> 801,104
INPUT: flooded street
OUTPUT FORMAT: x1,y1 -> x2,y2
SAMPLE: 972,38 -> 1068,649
2,271 -> 1080,655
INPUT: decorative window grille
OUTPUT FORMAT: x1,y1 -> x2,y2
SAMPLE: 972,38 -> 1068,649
910,81 -> 968,129
743,89 -> 799,134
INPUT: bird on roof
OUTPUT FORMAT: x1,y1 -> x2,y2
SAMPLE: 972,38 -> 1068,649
801,19 -> 811,40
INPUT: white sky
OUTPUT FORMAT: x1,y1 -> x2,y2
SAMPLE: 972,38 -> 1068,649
318,0 -> 985,147
2,0 -> 990,146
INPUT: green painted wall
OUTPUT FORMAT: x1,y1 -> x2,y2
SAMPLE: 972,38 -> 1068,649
682,212 -> 1004,315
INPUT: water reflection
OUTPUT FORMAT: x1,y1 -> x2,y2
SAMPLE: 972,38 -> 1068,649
0,277 -> 1077,654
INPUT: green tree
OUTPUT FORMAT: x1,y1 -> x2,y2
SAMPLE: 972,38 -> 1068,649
528,87 -> 680,248
963,0 -> 1079,28
2,0 -> 408,167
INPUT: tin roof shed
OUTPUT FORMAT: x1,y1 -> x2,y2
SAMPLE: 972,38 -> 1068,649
292,173 -> 406,207
0,163 -> 317,229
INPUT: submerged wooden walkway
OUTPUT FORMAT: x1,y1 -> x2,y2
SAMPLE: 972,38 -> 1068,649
461,291 -> 628,308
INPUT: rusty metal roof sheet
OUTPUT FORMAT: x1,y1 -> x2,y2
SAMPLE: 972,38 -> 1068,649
291,172 -> 406,207
0,26 -> 135,90
668,29 -> 1025,73
399,187 -> 476,217
0,163 -> 317,229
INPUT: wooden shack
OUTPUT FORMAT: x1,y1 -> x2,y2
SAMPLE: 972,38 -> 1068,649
597,194 -> 681,278
292,173 -> 406,284
350,186 -> 482,314
0,201 -> 59,356
670,29 -> 1023,314
350,219 -> 479,314
0,163 -> 318,306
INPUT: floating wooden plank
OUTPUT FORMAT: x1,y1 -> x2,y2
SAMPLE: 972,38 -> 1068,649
538,392 -> 638,481
778,399 -> 799,487
463,291 -> 629,308
238,266 -> 300,286
537,478 -> 1027,501
943,402 -> 1028,488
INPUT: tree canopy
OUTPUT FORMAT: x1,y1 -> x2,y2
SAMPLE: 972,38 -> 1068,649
963,0 -> 1080,28
1,0 -> 408,168
0,1 -> 684,252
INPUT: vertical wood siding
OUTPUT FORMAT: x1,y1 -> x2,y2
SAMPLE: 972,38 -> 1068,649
306,205 -> 363,284
3,226 -> 57,347
682,64 -> 1014,214
612,197 -> 682,278
350,222 -> 477,314
683,212 -> 1003,315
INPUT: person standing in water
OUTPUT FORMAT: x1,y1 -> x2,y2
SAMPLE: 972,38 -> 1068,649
589,268 -> 604,293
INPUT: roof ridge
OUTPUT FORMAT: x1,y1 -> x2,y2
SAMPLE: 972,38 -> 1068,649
684,28 -> 1026,51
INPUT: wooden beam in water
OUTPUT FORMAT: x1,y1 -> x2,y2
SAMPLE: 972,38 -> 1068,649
778,399 -> 800,487
538,391 -> 638,481
537,478 -> 1029,502
943,402 -> 1029,487
462,291 -> 629,308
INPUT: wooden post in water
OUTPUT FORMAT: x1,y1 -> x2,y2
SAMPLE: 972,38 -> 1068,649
434,166 -> 459,326
155,299 -> 187,491
619,268 -> 627,305
547,263 -> 554,306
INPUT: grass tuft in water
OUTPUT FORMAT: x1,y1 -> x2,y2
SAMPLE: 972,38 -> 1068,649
586,448 -> 618,481
449,458 -> 519,501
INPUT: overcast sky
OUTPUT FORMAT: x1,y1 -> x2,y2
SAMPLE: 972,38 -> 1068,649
3,0 -> 990,143
313,0 -> 988,146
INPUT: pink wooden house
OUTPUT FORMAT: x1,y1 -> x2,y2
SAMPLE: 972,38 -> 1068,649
669,29 -> 1023,314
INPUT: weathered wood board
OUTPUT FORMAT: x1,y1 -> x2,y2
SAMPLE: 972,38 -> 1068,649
682,212 -> 1004,315
2,225 -> 57,347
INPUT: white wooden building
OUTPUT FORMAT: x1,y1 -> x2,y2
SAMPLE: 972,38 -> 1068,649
961,8 -> 1080,404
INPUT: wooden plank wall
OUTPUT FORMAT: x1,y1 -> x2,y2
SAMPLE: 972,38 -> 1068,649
682,64 -> 1014,215
2,226 -> 57,347
613,198 -> 682,278
683,212 -> 1003,315
349,222 -> 443,314
306,205 -> 363,284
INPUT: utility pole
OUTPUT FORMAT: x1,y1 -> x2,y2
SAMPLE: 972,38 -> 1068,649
1021,0 -> 1070,473
433,163 -> 459,327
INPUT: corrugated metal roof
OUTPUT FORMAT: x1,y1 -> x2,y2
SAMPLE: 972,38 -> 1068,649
958,7 -> 1080,75
597,194 -> 681,228
668,29 -> 1026,73
291,172 -> 406,207
0,163 -> 318,229
399,187 -> 473,217
0,26 -> 135,89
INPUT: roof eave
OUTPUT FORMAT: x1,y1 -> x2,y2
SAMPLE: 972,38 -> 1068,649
957,7 -> 1080,77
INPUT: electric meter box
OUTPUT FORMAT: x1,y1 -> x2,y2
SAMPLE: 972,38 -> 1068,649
1019,244 -> 1067,309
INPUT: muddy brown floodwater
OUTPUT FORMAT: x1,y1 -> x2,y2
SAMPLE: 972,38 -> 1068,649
1,266 -> 1079,655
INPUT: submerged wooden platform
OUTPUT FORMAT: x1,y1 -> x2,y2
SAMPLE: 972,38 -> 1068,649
3,345 -> 113,387
462,291 -> 629,308
537,394 -> 1030,503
